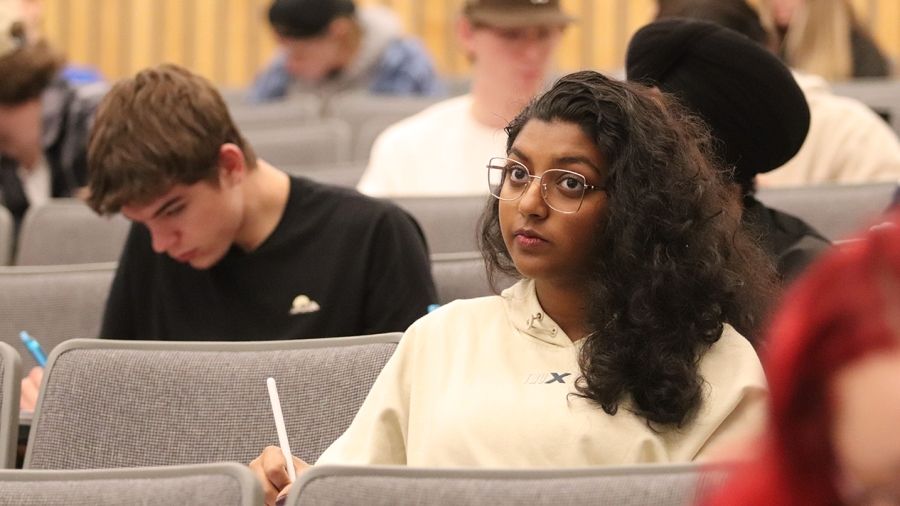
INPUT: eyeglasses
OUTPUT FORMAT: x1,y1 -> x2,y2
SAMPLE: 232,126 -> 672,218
487,157 -> 605,214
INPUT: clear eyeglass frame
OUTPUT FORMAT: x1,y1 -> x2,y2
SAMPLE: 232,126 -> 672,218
486,157 -> 605,214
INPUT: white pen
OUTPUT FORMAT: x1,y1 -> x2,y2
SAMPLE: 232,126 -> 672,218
266,377 -> 297,483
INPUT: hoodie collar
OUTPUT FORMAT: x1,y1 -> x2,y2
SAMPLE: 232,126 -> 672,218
502,278 -> 575,347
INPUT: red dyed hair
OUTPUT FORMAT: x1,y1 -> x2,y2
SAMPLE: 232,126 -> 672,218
707,215 -> 900,506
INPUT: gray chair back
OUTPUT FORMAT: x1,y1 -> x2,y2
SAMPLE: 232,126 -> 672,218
0,206 -> 12,265
0,263 -> 116,369
25,334 -> 400,470
244,119 -> 352,168
288,463 -> 733,506
392,196 -> 489,253
229,95 -> 320,130
15,199 -> 130,265
0,462 -> 262,505
325,94 -> 440,159
431,252 -> 516,304
0,342 -> 20,469
756,182 -> 897,241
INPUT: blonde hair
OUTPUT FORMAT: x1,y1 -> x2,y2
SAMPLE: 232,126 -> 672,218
758,0 -> 855,80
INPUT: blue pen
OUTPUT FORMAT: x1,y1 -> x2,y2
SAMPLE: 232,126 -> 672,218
20,331 -> 47,367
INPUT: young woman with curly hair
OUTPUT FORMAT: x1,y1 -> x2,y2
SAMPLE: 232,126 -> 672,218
251,70 -> 777,506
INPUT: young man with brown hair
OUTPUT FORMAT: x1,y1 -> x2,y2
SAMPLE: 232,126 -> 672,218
87,64 -> 436,342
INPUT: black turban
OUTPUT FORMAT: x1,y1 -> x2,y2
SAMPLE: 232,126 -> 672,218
626,19 -> 810,190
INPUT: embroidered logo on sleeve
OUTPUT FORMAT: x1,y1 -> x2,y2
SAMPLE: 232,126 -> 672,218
524,372 -> 572,384
289,294 -> 321,315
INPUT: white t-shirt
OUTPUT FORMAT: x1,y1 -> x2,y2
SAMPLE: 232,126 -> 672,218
317,279 -> 767,468
759,72 -> 900,186
16,156 -> 51,208
357,94 -> 508,197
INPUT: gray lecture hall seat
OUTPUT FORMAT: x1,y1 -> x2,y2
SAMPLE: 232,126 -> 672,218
286,463 -> 733,506
24,333 -> 401,470
243,118 -> 352,168
392,195 -> 489,253
431,251 -> 516,305
755,182 -> 897,241
325,93 -> 441,158
0,262 -> 116,369
0,462 -> 263,506
228,94 -> 320,130
0,342 -> 20,469
15,199 -> 130,266
0,206 -> 12,265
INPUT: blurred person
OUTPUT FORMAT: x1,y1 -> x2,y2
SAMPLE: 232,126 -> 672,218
627,18 -> 830,280
653,0 -> 900,187
0,0 -> 105,225
706,215 -> 900,506
356,0 -> 572,197
759,0 -> 891,80
252,70 -> 777,505
249,0 -> 442,102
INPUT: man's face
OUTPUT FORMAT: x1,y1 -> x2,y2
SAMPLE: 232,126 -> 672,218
0,99 -> 42,167
278,32 -> 344,82
121,169 -> 244,270
461,21 -> 565,96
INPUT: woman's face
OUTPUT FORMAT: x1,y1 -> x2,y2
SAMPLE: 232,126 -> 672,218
768,0 -> 804,28
498,119 -> 608,286
832,348 -> 900,504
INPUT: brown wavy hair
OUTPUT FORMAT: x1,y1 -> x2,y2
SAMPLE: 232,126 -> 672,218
0,27 -> 64,105
479,70 -> 778,427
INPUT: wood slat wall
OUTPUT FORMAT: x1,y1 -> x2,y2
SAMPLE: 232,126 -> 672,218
39,0 -> 900,88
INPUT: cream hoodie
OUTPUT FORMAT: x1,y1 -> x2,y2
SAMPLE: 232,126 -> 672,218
317,279 -> 767,468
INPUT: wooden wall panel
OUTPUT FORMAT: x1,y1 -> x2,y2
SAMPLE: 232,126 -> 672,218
41,0 -> 899,88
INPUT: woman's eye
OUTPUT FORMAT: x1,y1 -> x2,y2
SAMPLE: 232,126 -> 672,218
508,167 -> 529,183
558,175 -> 585,192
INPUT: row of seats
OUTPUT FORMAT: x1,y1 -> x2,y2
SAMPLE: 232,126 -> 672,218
1,182 -> 896,266
0,253 -> 515,369
228,94 -> 443,167
0,338 -> 729,505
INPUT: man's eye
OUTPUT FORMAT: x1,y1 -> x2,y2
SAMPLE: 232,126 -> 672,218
164,205 -> 185,217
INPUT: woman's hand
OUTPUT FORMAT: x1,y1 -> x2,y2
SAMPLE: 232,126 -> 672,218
249,445 -> 311,506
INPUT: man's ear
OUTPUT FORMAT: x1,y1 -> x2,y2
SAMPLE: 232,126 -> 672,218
217,143 -> 247,186
328,16 -> 353,39
456,17 -> 477,57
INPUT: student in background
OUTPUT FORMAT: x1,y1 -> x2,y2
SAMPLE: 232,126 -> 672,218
248,0 -> 442,102
252,71 -> 778,505
0,0 -> 105,225
652,0 -> 900,188
707,216 -> 900,506
18,63 -> 437,411
626,18 -> 830,280
758,0 -> 891,80
356,0 -> 572,197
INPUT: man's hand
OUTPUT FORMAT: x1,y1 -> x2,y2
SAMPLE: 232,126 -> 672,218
249,445 -> 311,506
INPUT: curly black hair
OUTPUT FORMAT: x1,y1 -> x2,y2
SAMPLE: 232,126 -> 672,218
478,70 -> 777,428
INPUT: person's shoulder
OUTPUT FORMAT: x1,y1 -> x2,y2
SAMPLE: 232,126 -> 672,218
402,294 -> 508,344
291,175 -> 410,222
701,325 -> 764,382
375,95 -> 473,142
